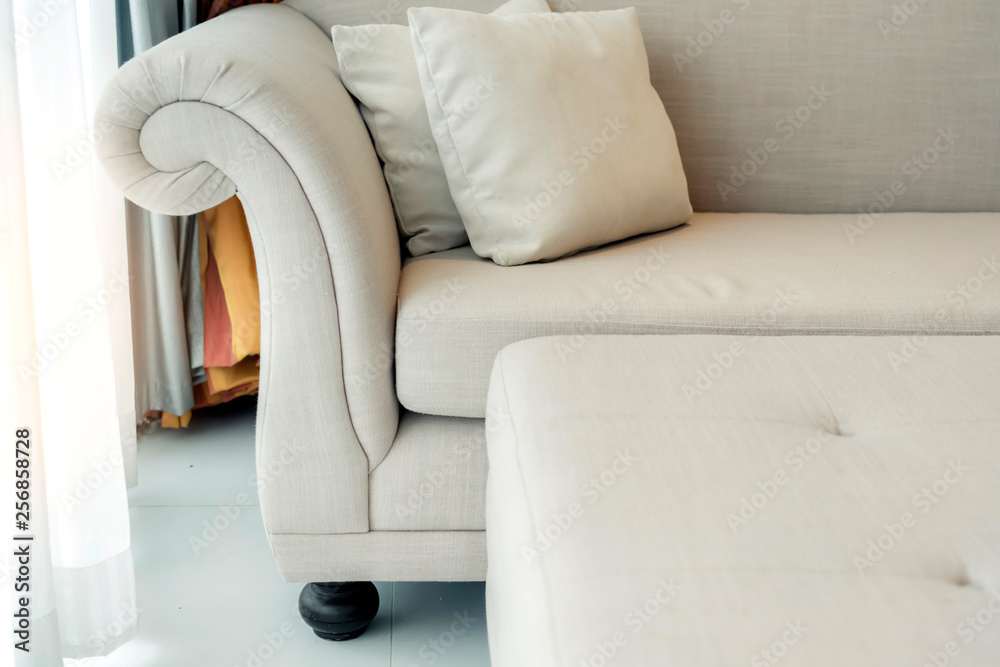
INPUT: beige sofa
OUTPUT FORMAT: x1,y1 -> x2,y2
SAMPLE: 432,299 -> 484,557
96,0 -> 1000,638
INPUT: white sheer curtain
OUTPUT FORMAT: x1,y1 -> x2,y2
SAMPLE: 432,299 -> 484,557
2,0 -> 138,663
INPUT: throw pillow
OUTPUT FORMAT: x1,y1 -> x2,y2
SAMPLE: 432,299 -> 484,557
409,7 -> 692,266
332,0 -> 551,257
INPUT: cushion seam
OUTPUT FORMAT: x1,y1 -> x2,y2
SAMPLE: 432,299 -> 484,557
394,319 -> 1000,333
776,338 -> 843,434
489,413 -> 1000,431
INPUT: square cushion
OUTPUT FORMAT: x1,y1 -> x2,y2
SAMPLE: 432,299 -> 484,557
332,0 -> 550,256
409,7 -> 692,265
485,334 -> 1000,666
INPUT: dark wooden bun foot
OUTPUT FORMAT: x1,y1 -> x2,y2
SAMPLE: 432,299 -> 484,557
298,581 -> 379,641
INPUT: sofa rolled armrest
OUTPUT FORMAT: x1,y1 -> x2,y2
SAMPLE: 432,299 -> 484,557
95,4 -> 401,537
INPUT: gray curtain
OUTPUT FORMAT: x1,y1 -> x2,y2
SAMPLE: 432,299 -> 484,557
117,0 -> 205,421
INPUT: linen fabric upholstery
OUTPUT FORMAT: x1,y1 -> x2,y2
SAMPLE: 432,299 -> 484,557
291,0 -> 1000,214
397,211 -> 1000,418
280,408 -> 492,580
486,335 -> 1000,666
271,529 -> 487,582
409,7 -> 692,265
94,5 -> 401,537
369,412 -> 488,531
332,0 -> 550,256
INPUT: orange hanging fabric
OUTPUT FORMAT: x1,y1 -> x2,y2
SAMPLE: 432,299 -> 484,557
161,197 -> 262,427
201,196 -> 261,362
201,220 -> 238,368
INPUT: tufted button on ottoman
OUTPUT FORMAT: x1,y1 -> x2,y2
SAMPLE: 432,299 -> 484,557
485,335 -> 1000,667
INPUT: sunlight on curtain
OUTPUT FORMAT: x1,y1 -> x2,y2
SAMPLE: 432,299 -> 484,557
2,0 -> 138,663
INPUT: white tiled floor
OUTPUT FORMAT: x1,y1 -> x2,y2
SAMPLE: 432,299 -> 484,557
103,398 -> 491,667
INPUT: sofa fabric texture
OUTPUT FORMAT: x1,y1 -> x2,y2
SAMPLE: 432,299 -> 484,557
368,412 -> 489,531
290,0 -> 1000,214
409,6 -> 692,265
397,212 -> 1000,418
270,529 -> 487,582
332,0 -> 551,256
95,5 -> 403,537
486,335 -> 1000,666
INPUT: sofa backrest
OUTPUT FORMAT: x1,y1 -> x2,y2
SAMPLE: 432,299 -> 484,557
286,0 -> 1000,214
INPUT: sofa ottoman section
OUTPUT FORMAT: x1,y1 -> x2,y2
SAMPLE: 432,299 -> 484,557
485,335 -> 1000,666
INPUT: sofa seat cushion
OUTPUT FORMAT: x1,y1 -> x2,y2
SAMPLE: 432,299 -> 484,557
484,335 -> 1000,667
396,212 -> 1000,418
